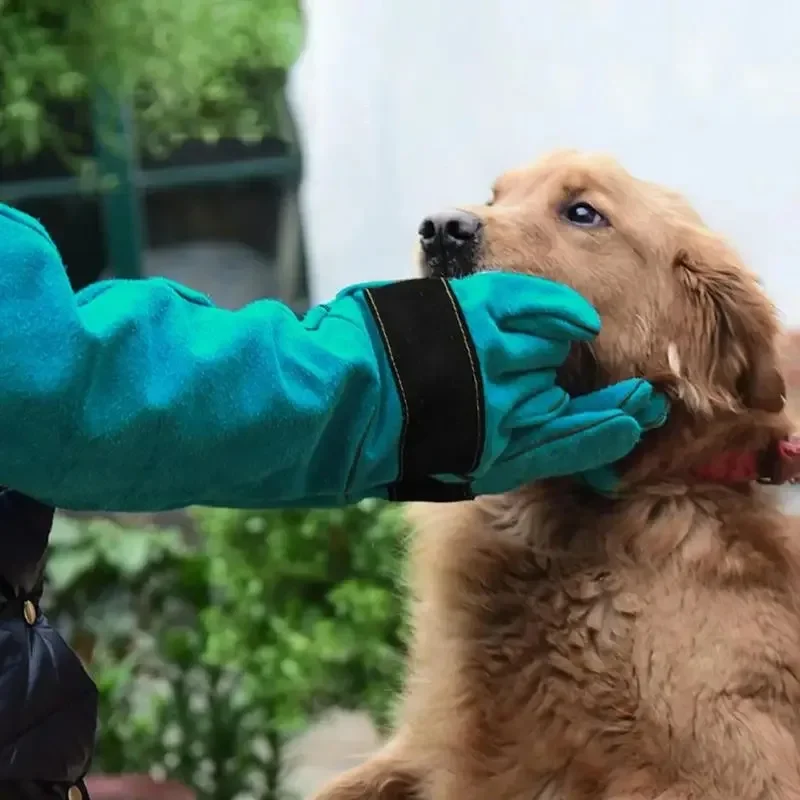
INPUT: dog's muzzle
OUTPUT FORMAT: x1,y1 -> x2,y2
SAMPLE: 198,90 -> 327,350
418,209 -> 482,278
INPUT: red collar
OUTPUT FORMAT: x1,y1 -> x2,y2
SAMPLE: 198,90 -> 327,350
692,436 -> 800,485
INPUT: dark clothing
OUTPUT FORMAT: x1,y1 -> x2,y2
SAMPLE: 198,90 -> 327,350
0,490 -> 96,799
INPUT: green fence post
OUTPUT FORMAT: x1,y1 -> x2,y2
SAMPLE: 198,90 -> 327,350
91,87 -> 144,279
274,91 -> 305,308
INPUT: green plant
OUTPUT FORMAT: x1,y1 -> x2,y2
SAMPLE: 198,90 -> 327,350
45,501 -> 409,800
0,0 -> 304,162
199,502 -> 409,797
45,516 -> 213,780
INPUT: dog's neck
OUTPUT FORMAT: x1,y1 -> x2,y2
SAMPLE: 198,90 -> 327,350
484,412 -> 797,573
556,341 -> 800,491
617,406 -> 798,492
691,436 -> 800,485
518,351 -> 800,570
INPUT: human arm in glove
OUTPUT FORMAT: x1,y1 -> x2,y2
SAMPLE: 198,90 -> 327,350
0,204 -> 667,511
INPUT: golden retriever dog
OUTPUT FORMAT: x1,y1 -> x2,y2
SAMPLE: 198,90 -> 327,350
312,151 -> 800,800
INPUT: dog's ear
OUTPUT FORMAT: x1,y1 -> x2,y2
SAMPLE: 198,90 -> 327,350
736,336 -> 786,413
670,227 -> 785,416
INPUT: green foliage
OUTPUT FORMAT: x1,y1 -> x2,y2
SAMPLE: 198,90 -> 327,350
0,0 -> 304,161
45,502 -> 409,800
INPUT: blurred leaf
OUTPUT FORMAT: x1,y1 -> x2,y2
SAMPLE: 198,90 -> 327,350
49,516 -> 86,546
100,530 -> 157,576
0,0 -> 304,162
44,501 -> 409,799
47,545 -> 97,589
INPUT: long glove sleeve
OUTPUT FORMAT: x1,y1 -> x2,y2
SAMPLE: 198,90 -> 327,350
1,205 -> 395,510
0,204 -> 667,511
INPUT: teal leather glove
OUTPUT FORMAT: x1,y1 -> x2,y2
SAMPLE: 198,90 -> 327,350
470,378 -> 667,496
338,275 -> 667,501
0,203 -> 666,511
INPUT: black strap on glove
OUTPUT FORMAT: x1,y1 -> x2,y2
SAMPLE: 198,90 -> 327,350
363,279 -> 484,501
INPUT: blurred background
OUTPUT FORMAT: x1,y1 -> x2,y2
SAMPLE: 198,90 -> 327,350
2,0 -> 800,797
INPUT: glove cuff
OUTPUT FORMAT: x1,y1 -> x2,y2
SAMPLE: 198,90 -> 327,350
363,278 -> 484,502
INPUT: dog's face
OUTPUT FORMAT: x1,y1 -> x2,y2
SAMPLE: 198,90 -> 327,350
418,150 -> 786,419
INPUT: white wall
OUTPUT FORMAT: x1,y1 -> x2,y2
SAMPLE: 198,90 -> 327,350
288,0 -> 800,322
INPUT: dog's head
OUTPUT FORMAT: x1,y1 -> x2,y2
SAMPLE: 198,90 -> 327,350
418,150 -> 786,422
417,150 -> 791,483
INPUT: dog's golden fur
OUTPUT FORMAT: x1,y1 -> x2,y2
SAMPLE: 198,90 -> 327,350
312,151 -> 800,799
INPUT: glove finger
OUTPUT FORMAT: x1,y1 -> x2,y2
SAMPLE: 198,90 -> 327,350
500,384 -> 570,435
575,382 -> 669,495
502,296 -> 601,343
473,412 -> 639,494
504,411 -> 642,476
458,273 -> 601,342
485,331 -> 570,375
564,379 -> 669,431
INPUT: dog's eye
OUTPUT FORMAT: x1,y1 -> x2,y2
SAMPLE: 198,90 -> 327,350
562,202 -> 608,228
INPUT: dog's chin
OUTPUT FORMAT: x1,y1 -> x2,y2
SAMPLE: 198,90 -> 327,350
420,253 -> 480,279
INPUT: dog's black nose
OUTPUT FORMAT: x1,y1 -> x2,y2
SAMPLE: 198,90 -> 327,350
418,210 -> 481,255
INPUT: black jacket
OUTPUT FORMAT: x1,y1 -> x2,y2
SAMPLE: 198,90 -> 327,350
0,490 -> 96,799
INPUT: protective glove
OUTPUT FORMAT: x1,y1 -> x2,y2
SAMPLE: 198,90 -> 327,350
0,199 -> 666,510
339,273 -> 668,501
466,378 -> 667,495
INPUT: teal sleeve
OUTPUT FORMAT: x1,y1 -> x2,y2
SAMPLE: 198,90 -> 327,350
0,204 -> 670,510
0,205 -> 397,511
